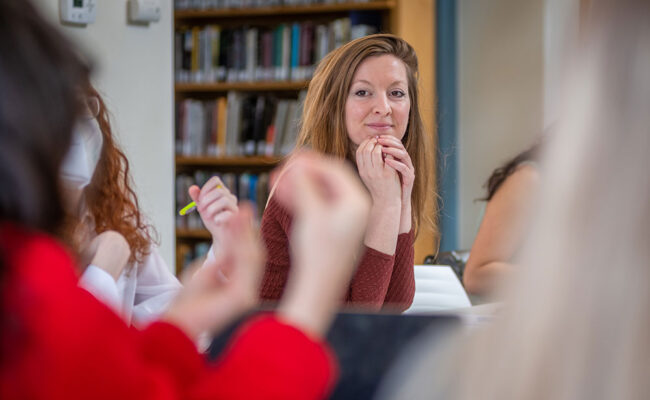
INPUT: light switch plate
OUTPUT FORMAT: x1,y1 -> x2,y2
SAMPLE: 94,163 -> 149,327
60,0 -> 97,25
128,0 -> 161,23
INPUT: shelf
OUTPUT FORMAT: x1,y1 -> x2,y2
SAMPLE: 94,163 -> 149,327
176,228 -> 211,240
176,155 -> 284,167
175,81 -> 310,93
175,1 -> 395,20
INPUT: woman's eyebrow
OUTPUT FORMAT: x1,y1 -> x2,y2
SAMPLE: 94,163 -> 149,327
351,79 -> 407,86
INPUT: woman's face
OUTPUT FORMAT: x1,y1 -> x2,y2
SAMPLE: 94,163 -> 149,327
344,54 -> 411,148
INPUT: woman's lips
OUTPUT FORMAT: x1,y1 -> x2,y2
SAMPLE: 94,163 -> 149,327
366,123 -> 392,131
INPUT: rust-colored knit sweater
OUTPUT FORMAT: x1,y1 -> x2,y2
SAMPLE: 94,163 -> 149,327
260,195 -> 415,312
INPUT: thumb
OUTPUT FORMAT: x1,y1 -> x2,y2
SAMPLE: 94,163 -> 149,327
188,185 -> 200,202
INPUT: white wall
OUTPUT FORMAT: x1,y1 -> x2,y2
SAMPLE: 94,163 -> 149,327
457,0 -> 544,249
33,0 -> 175,268
544,0 -> 581,125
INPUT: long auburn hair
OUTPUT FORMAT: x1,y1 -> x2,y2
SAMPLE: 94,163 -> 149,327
62,86 -> 156,264
296,34 -> 435,236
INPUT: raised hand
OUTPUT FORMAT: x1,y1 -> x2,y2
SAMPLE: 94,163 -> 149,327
162,205 -> 264,340
188,176 -> 239,253
273,151 -> 371,338
377,135 -> 415,233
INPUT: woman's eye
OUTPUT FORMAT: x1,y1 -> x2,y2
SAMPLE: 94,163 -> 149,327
391,90 -> 406,98
354,90 -> 368,96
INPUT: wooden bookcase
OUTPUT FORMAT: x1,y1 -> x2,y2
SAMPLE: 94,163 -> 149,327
173,0 -> 436,274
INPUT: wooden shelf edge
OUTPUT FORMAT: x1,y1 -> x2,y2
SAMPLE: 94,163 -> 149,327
176,229 -> 211,240
175,81 -> 310,92
176,155 -> 284,167
174,1 -> 395,20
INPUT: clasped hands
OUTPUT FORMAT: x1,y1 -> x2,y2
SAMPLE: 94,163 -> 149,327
356,135 -> 414,234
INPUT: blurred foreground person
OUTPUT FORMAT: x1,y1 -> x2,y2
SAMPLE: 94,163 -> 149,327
380,0 -> 650,399
0,1 -> 370,398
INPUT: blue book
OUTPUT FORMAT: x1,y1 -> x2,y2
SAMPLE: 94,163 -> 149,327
248,174 -> 259,216
290,22 -> 300,80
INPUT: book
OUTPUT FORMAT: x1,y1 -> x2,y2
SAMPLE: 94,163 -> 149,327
225,91 -> 243,155
216,96 -> 227,156
245,27 -> 258,81
290,22 -> 301,81
271,99 -> 290,156
240,96 -> 257,156
281,90 -> 307,155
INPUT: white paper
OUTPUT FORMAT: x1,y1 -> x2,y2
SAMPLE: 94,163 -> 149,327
403,265 -> 472,314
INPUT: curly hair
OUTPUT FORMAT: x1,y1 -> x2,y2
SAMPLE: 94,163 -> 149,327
63,86 -> 157,264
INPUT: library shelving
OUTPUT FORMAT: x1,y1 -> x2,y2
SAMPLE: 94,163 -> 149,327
173,0 -> 436,274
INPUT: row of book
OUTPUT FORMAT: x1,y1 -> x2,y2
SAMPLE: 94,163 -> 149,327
174,15 -> 378,83
176,241 -> 211,272
175,90 -> 306,157
174,0 -> 376,10
175,170 -> 271,230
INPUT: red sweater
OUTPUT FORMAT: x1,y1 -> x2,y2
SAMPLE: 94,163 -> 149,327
0,225 -> 337,400
260,196 -> 415,312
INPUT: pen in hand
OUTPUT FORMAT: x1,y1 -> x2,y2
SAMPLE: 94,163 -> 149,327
178,184 -> 222,216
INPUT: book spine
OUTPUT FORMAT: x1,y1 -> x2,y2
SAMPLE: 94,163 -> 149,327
290,22 -> 300,81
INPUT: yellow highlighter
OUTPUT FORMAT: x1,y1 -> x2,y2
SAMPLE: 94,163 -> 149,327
178,184 -> 222,216
178,202 -> 197,216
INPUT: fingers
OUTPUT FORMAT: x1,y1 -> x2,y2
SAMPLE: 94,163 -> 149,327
371,139 -> 384,169
376,135 -> 405,149
202,193 -> 238,220
384,157 -> 414,184
197,176 -> 226,203
378,136 -> 414,165
191,176 -> 239,233
188,185 -> 200,202
355,137 -> 375,173
379,145 -> 410,164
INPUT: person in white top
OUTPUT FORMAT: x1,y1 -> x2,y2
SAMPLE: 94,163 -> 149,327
60,85 -> 238,326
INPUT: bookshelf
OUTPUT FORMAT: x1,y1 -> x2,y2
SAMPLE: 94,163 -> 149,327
176,81 -> 309,92
173,0 -> 436,274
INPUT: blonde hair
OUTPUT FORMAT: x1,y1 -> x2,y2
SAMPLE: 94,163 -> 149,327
383,0 -> 650,398
296,34 -> 435,236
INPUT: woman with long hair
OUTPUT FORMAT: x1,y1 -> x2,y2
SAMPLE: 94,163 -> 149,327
380,0 -> 650,398
260,34 -> 435,311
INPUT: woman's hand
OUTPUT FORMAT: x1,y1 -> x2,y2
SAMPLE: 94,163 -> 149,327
81,230 -> 131,281
163,205 -> 264,340
377,135 -> 415,233
273,152 -> 371,338
355,137 -> 402,209
188,176 -> 239,254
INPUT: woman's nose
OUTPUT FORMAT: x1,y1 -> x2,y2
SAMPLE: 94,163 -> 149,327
372,94 -> 391,115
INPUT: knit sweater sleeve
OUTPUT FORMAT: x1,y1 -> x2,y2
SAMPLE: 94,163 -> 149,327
346,230 -> 415,311
383,229 -> 416,312
259,195 -> 293,302
345,246 -> 396,310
